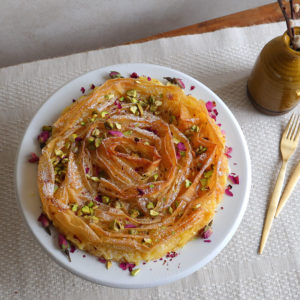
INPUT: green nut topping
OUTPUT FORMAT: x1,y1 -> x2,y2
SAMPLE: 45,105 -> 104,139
69,134 -> 78,142
95,138 -> 102,148
130,209 -> 140,218
137,103 -> 143,116
101,111 -> 109,118
172,137 -> 180,144
123,130 -> 132,136
104,94 -> 114,100
149,210 -> 159,217
185,179 -> 192,188
88,137 -> 95,143
130,268 -> 140,276
196,145 -> 207,155
54,184 -> 58,193
115,122 -> 122,130
55,149 -> 64,157
71,204 -> 78,212
112,219 -> 124,232
130,105 -> 138,114
200,178 -> 208,186
143,238 -> 152,245
81,206 -> 90,214
193,203 -> 201,210
92,128 -> 100,137
88,201 -> 94,208
104,120 -> 114,129
42,125 -> 52,132
127,89 -> 137,98
204,170 -> 213,178
168,207 -> 173,214
191,125 -> 200,132
129,229 -> 137,235
102,196 -> 110,204
146,202 -> 154,209
90,176 -> 100,182
119,96 -> 124,102
153,174 -> 159,181
106,261 -> 112,269
149,184 -> 154,188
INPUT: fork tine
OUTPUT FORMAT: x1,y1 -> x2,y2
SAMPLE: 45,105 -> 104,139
286,114 -> 297,139
292,114 -> 300,141
285,113 -> 295,138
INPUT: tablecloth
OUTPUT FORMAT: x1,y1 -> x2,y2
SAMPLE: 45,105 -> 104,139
0,21 -> 299,300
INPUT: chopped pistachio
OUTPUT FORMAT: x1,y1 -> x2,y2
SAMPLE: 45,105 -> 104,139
90,216 -> 99,223
71,204 -> 78,212
123,130 -> 132,136
169,115 -> 177,124
131,98 -> 138,104
114,201 -> 122,209
149,184 -> 154,188
153,174 -> 159,181
204,170 -> 213,178
87,137 -> 95,143
150,105 -> 157,112
148,96 -> 155,104
88,201 -> 94,208
143,238 -> 152,245
55,149 -> 64,157
102,196 -> 110,204
92,113 -> 98,119
106,261 -> 112,270
191,125 -> 200,132
81,206 -> 90,214
89,118 -> 95,122
127,89 -> 137,98
115,122 -> 122,130
130,105 -> 138,114
137,103 -> 143,116
146,202 -> 154,209
185,179 -> 192,188
173,137 -> 180,144
168,207 -> 173,214
150,210 -> 159,217
196,145 -> 207,155
91,176 -> 100,182
69,134 -> 78,142
65,142 -> 70,149
130,268 -> 140,276
86,174 -> 91,179
130,209 -> 140,218
155,101 -> 162,106
92,205 -> 99,210
112,219 -> 124,231
119,96 -> 124,102
92,128 -> 100,137
42,125 -> 52,132
54,184 -> 58,193
95,138 -> 102,148
144,141 -> 150,145
104,120 -> 114,129
104,93 -> 114,100
77,210 -> 83,217
62,158 -> 69,164
175,200 -> 179,208
101,111 -> 109,118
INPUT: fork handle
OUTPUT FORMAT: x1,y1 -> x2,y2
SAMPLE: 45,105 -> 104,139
275,160 -> 300,217
259,160 -> 287,254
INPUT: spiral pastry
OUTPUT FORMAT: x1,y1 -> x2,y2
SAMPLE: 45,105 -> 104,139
38,77 -> 228,264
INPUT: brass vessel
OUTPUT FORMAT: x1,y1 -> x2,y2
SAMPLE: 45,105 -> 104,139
248,27 -> 300,115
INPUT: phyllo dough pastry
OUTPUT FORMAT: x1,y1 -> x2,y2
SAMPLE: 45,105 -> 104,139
38,77 -> 228,264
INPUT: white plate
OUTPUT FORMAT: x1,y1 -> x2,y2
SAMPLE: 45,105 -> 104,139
15,63 -> 251,289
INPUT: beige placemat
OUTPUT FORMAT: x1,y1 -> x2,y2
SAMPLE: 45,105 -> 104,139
0,21 -> 299,300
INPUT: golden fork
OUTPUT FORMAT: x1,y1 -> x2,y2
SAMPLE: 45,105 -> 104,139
259,113 -> 300,254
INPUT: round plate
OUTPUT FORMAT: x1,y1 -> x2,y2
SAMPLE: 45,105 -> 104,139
15,63 -> 251,289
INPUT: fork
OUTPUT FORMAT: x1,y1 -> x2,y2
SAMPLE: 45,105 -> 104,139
258,113 -> 300,254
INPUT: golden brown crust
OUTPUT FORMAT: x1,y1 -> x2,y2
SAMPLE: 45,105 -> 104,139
38,78 -> 228,264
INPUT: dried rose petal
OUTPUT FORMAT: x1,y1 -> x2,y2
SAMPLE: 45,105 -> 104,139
58,234 -> 71,262
28,152 -> 39,163
90,84 -> 95,90
205,101 -> 214,112
75,137 -> 83,142
81,87 -> 85,94
204,240 -> 211,243
37,213 -> 51,235
72,99 -> 76,103
164,77 -> 185,89
98,258 -> 106,264
37,131 -> 50,145
177,142 -> 186,151
225,187 -> 233,197
85,167 -> 89,174
225,146 -> 232,158
114,100 -> 122,109
124,224 -> 137,228
95,195 -> 102,203
213,109 -> 218,116
109,71 -> 122,79
119,262 -> 127,270
147,76 -> 151,81
190,85 -> 195,90
228,174 -> 239,184
108,130 -> 123,137
202,228 -> 213,239
130,72 -> 139,78
145,127 -> 158,135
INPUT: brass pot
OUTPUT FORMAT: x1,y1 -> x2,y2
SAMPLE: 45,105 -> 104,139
247,27 -> 300,115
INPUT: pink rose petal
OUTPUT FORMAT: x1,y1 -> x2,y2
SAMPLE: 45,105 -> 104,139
28,152 -> 39,163
228,174 -> 239,184
177,142 -> 186,151
108,130 -> 123,137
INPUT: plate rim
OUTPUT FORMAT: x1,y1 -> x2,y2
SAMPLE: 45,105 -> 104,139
15,62 -> 251,289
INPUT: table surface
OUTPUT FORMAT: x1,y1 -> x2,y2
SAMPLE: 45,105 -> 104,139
130,1 -> 298,44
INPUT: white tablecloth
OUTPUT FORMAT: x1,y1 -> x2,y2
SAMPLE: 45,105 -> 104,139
0,21 -> 299,299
